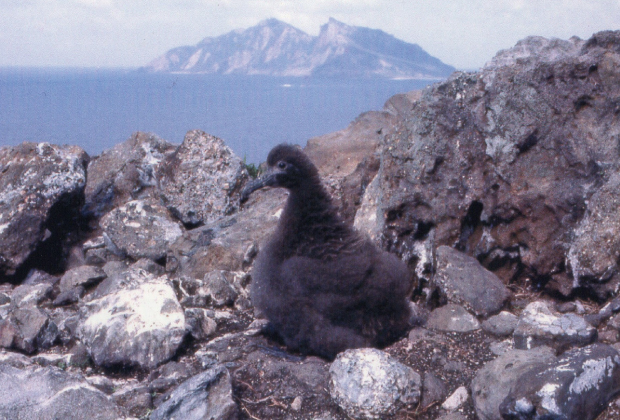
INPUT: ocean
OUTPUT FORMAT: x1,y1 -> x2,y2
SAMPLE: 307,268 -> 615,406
0,68 -> 436,164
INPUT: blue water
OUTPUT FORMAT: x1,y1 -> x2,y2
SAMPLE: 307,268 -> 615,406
0,68 -> 435,164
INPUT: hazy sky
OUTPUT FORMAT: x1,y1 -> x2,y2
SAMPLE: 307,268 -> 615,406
1,0 -> 619,70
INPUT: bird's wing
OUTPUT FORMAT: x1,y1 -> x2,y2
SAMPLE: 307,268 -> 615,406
279,252 -> 374,295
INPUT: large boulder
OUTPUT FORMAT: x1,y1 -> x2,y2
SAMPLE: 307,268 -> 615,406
158,130 -> 248,226
84,132 -> 176,218
500,343 -> 620,420
365,31 -> 620,297
471,346 -> 556,420
329,348 -> 421,419
150,365 -> 237,420
0,364 -> 121,420
100,199 -> 183,261
78,267 -> 185,369
0,142 -> 88,275
168,187 -> 286,277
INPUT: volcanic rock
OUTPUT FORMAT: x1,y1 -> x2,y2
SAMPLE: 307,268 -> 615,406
0,364 -> 121,420
434,245 -> 510,317
0,142 -> 88,276
329,348 -> 421,419
150,365 -> 237,420
100,199 -> 183,261
471,346 -> 556,420
84,131 -> 176,218
158,130 -> 248,226
370,30 -> 620,298
78,267 -> 185,369
513,301 -> 597,352
500,343 -> 620,420
426,304 -> 481,332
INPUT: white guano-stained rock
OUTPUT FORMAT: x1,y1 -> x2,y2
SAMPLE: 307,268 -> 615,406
329,348 -> 421,419
500,343 -> 620,420
513,301 -> 597,351
157,130 -> 248,226
78,268 -> 185,370
101,199 -> 183,261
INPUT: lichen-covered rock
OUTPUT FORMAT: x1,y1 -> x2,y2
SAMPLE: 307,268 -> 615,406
471,346 -> 556,420
0,364 -> 121,420
84,131 -> 176,218
513,301 -> 597,351
329,348 -> 421,419
158,130 -> 248,226
434,246 -> 510,317
150,365 -> 237,420
368,31 -> 620,298
568,172 -> 620,289
0,142 -> 88,275
100,199 -> 183,261
177,271 -> 246,309
500,343 -> 620,420
78,267 -> 185,369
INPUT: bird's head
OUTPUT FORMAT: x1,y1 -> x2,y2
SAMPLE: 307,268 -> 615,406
241,144 -> 320,202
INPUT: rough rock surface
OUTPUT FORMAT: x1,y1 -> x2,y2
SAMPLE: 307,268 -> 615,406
568,171 -> 620,290
513,301 -> 597,351
0,364 -> 121,420
481,311 -> 519,337
158,130 -> 248,226
78,267 -> 185,369
100,199 -> 183,261
84,132 -> 176,218
168,187 -> 287,277
471,346 -> 556,420
58,265 -> 106,294
0,142 -> 88,276
500,343 -> 620,420
434,246 -> 510,317
371,31 -> 620,298
150,365 -> 237,420
329,348 -> 421,419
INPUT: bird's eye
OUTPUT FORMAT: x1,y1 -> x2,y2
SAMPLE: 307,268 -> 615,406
277,161 -> 287,169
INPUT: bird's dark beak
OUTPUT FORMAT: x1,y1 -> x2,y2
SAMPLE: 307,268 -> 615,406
240,171 -> 277,203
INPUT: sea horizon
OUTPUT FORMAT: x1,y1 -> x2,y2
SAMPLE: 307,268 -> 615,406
0,67 -> 439,163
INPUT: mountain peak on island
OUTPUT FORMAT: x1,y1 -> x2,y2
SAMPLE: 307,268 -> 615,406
144,18 -> 455,79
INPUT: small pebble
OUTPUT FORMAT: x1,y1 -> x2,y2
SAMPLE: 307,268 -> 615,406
291,396 -> 303,411
442,386 -> 468,411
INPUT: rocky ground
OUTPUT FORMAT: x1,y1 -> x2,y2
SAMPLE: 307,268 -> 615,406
1,30 -> 620,420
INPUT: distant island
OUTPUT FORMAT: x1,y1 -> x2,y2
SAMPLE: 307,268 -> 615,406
143,18 -> 455,79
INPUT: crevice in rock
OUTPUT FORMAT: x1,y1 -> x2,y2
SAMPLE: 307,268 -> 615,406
575,95 -> 594,112
9,190 -> 92,283
414,221 -> 434,240
456,201 -> 483,251
517,130 -> 539,154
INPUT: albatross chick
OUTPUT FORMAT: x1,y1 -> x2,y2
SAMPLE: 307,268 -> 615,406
241,144 -> 412,360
